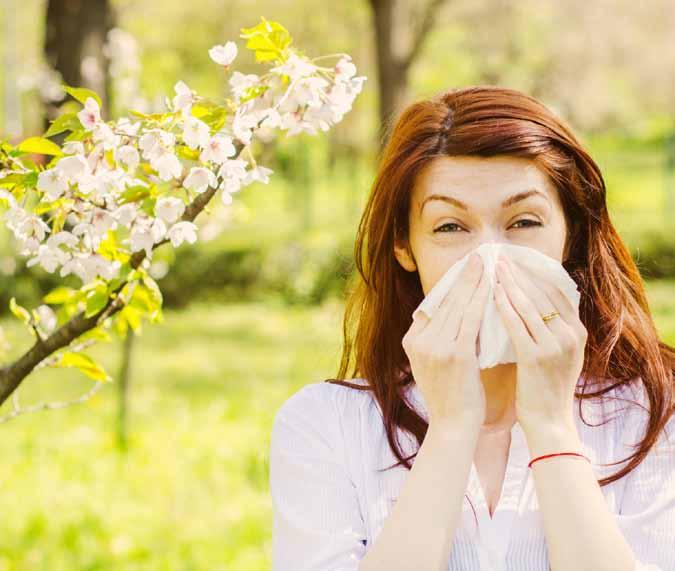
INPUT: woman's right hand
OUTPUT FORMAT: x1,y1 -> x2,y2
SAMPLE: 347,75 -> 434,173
402,251 -> 491,430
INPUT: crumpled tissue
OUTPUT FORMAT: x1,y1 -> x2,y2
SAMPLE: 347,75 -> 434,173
411,242 -> 581,369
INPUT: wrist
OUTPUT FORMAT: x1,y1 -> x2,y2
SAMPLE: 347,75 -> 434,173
427,416 -> 482,441
522,420 -> 584,459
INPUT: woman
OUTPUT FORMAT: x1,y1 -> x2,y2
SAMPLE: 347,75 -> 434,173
269,85 -> 675,570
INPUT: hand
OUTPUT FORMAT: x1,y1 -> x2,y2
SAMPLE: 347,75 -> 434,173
492,254 -> 587,431
402,252 -> 491,430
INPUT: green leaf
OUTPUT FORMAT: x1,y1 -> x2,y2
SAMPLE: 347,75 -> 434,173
78,326 -> 112,344
44,112 -> 81,138
51,209 -> 68,234
53,352 -> 110,382
0,171 -> 38,189
119,185 -> 151,204
17,137 -> 63,156
85,284 -> 110,317
9,298 -> 31,324
176,145 -> 201,161
119,305 -> 142,332
64,129 -> 88,142
129,109 -> 172,122
142,274 -> 163,307
99,229 -> 130,263
140,196 -> 157,217
43,286 -> 80,305
239,85 -> 269,104
240,18 -> 292,63
62,85 -> 103,109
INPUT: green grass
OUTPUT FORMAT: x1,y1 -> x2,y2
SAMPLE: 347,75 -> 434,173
0,297 -> 346,571
0,280 -> 673,570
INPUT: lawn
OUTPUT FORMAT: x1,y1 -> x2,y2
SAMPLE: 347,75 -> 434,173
0,280 -> 673,570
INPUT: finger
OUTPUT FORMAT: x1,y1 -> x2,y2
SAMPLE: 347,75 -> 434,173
456,264 -> 491,346
493,279 -> 534,355
496,258 -> 554,345
434,253 -> 484,339
510,258 -> 581,326
500,256 -> 572,340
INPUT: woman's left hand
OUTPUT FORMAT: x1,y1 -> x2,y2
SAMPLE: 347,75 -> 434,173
493,254 -> 587,431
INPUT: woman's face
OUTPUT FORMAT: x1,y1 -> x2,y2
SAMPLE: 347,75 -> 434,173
394,155 -> 569,295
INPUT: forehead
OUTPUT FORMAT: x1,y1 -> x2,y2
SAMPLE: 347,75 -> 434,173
413,155 -> 556,205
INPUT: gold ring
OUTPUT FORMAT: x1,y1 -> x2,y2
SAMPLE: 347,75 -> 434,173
542,311 -> 560,323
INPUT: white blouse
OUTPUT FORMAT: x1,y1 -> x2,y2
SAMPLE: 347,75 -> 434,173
269,376 -> 675,570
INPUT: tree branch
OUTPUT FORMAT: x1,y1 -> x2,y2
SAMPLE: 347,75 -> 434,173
0,376 -> 105,424
0,179 -> 221,407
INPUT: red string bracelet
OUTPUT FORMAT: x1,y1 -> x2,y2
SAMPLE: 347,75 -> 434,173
528,451 -> 590,469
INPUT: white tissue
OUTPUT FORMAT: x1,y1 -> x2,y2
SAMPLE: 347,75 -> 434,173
411,242 -> 581,369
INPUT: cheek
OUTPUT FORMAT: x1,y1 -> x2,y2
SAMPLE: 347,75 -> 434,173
418,253 -> 463,296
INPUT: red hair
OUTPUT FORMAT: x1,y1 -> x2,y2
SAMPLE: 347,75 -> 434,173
326,85 -> 675,488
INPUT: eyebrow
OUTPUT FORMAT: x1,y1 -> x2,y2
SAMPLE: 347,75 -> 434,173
419,188 -> 550,215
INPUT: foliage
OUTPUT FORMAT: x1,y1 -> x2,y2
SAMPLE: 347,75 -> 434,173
0,17 -> 366,397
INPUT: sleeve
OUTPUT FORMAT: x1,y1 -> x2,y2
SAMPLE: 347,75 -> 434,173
614,405 -> 675,571
269,382 -> 368,571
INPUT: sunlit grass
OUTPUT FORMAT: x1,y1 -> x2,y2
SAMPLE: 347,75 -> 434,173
0,298 -> 346,571
0,281 -> 673,569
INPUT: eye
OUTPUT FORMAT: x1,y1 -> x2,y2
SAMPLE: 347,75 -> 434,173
510,219 -> 542,229
433,222 -> 464,233
433,219 -> 542,233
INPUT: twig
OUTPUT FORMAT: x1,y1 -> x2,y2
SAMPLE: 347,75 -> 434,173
0,380 -> 105,424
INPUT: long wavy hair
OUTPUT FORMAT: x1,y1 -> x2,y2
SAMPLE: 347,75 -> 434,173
326,85 -> 675,488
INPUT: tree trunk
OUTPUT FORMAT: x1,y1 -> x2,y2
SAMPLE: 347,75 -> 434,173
44,0 -> 115,132
368,0 -> 446,155
370,0 -> 409,154
116,329 -> 135,451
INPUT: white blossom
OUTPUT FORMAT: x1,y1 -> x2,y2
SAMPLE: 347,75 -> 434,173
35,304 -> 58,334
129,217 -> 167,257
92,121 -> 120,150
27,242 -> 70,273
16,215 -> 51,244
115,117 -> 142,137
62,141 -> 85,155
152,148 -> 183,181
209,42 -> 237,66
155,196 -> 186,223
199,134 -> 235,165
77,97 -> 102,130
217,158 -> 248,182
37,168 -> 69,200
271,52 -> 317,81
232,111 -> 258,145
90,208 -> 117,237
183,167 -> 217,194
229,71 -> 260,102
47,231 -> 78,249
166,221 -> 197,247
139,129 -> 175,162
116,145 -> 140,171
183,116 -> 210,150
242,165 -> 273,186
110,203 -> 139,227
60,252 -> 120,284
334,56 -> 357,80
55,155 -> 90,182
172,80 -> 194,116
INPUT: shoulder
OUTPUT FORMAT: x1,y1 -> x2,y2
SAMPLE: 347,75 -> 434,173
271,378 -> 375,450
604,377 -> 675,455
274,378 -> 372,423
